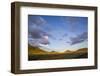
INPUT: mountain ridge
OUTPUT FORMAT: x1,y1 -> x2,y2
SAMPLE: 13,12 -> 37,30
28,44 -> 88,55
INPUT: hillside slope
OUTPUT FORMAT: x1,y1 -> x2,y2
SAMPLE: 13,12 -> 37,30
28,44 -> 47,55
28,45 -> 88,60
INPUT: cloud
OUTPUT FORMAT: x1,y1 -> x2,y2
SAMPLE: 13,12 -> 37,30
29,28 -> 42,39
29,28 -> 45,38
63,33 -> 68,37
69,32 -> 88,45
29,27 -> 52,38
28,15 -> 47,26
59,38 -> 63,40
28,27 -> 51,47
28,37 -> 40,47
61,17 -> 79,31
61,17 -> 87,32
28,34 -> 50,47
28,16 -> 56,47
39,36 -> 50,45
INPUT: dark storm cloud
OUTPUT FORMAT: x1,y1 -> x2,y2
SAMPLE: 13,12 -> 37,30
69,32 -> 88,45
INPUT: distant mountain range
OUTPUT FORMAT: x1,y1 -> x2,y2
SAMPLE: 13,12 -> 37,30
28,44 -> 88,55
65,48 -> 88,53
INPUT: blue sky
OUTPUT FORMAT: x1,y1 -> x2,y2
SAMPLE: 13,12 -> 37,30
28,15 -> 88,52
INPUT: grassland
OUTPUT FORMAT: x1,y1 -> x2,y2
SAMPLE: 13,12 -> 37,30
28,45 -> 88,61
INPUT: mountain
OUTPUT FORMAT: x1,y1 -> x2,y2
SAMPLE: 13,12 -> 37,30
28,44 -> 47,55
39,46 -> 52,52
64,50 -> 72,53
76,48 -> 88,53
64,48 -> 88,53
28,44 -> 88,55
28,47 -> 88,60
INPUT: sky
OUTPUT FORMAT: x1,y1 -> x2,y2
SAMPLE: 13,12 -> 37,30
28,15 -> 88,52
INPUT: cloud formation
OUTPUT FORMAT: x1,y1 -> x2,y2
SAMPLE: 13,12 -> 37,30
28,37 -> 40,47
69,32 -> 88,45
63,33 -> 68,37
29,28 -> 51,39
28,33 -> 50,47
28,16 -> 51,47
28,16 -> 47,26
40,36 -> 50,45
61,17 -> 87,32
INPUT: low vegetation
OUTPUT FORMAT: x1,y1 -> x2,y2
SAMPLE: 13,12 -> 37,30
28,44 -> 88,60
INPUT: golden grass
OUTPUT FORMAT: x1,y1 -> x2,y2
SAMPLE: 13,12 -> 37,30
28,44 -> 88,55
